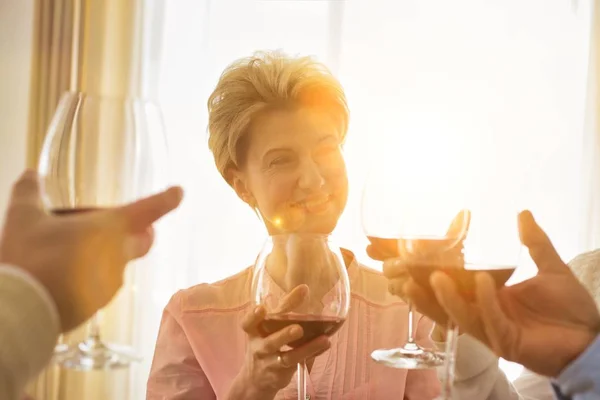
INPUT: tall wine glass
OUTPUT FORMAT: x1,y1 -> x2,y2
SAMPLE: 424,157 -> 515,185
252,234 -> 351,400
37,91 -> 169,370
361,131 -> 522,398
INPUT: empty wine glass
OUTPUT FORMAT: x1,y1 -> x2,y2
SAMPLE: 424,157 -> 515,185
252,234 -> 351,400
37,91 -> 169,370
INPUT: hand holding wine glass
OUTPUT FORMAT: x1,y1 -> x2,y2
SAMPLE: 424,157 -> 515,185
407,210 -> 600,378
239,234 -> 350,400
361,127 -> 524,399
0,170 -> 183,332
362,173 -> 470,373
227,289 -> 332,400
37,91 -> 171,369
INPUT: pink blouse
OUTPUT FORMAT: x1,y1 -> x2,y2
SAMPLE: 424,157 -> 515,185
147,250 -> 441,399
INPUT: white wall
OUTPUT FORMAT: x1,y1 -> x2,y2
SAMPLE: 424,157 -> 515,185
0,0 -> 34,223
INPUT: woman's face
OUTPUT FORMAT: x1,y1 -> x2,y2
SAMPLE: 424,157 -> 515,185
234,107 -> 348,234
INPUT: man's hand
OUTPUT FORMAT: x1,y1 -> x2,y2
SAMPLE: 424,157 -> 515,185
406,210 -> 600,377
0,170 -> 183,332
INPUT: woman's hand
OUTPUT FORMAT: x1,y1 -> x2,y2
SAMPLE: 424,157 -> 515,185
382,256 -> 452,327
380,257 -> 411,301
381,256 -> 449,341
227,286 -> 331,400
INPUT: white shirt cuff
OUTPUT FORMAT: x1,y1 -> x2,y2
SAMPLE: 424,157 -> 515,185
433,333 -> 498,381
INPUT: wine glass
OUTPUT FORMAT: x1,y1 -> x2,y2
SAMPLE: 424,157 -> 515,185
362,175 -> 467,371
252,234 -> 351,400
398,205 -> 521,399
37,91 -> 169,370
361,130 -> 522,398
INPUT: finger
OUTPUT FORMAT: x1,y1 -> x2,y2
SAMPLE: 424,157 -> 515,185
518,210 -> 565,273
388,277 -> 409,298
404,279 -> 449,326
366,237 -> 399,260
475,272 -> 519,360
241,306 -> 266,336
398,239 -> 463,260
256,324 -> 304,357
272,284 -> 309,314
366,244 -> 387,261
283,336 -> 331,365
382,258 -> 409,278
10,170 -> 41,205
117,186 -> 183,233
430,272 -> 487,343
367,243 -> 399,260
446,209 -> 471,240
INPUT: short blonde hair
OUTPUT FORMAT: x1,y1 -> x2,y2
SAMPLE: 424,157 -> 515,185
207,50 -> 349,183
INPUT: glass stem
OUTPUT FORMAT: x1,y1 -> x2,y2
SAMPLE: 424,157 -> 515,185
87,313 -> 102,342
440,321 -> 459,399
406,302 -> 415,344
297,360 -> 307,400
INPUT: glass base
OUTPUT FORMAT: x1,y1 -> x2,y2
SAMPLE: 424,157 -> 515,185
51,337 -> 140,370
371,342 -> 445,369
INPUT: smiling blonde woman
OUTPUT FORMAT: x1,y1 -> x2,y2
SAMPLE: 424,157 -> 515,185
146,50 -> 522,400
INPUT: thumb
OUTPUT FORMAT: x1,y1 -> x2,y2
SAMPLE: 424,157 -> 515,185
446,209 -> 471,240
241,305 -> 267,337
117,186 -> 183,233
518,210 -> 566,273
9,170 -> 41,206
273,284 -> 310,314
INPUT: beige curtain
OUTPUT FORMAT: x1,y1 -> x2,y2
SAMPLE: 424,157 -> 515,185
26,0 -> 74,169
26,0 -> 144,399
25,0 -> 75,395
27,0 -> 143,166
581,0 -> 600,251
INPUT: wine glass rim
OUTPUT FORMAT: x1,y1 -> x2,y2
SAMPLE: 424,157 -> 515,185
268,233 -> 335,241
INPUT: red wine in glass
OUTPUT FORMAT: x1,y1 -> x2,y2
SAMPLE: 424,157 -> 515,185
368,236 -> 516,300
407,264 -> 516,301
252,234 -> 350,400
51,207 -> 99,215
368,236 -> 465,259
260,315 -> 345,348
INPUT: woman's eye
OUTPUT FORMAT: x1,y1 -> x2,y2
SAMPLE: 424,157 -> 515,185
270,157 -> 291,167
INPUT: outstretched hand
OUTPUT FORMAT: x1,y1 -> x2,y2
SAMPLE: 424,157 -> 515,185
405,211 -> 600,377
0,170 -> 183,332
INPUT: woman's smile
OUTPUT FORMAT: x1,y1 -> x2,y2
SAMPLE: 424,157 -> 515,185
290,193 -> 332,215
